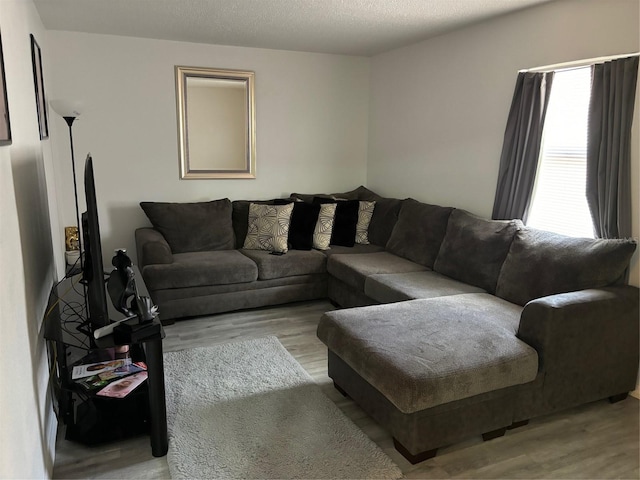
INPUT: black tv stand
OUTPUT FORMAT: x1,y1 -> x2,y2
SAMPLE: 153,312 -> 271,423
44,267 -> 168,457
65,370 -> 150,446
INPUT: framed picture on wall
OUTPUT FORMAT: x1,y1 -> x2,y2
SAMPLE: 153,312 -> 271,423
0,31 -> 11,145
30,34 -> 48,140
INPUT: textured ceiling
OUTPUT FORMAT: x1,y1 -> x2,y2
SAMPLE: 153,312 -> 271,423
33,0 -> 555,56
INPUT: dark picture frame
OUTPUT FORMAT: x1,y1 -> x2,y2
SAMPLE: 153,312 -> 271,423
0,31 -> 11,145
30,34 -> 48,140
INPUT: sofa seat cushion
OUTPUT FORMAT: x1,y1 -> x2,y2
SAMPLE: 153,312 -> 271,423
317,294 -> 538,413
365,271 -> 486,303
142,250 -> 258,290
321,243 -> 385,257
327,252 -> 428,291
496,227 -> 637,306
239,249 -> 327,280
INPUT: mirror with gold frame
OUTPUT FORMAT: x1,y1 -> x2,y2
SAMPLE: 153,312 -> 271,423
175,66 -> 256,179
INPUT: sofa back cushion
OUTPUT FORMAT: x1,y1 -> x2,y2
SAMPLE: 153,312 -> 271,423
140,199 -> 234,254
386,198 -> 453,268
333,185 -> 377,201
496,228 -> 637,306
290,185 -> 375,203
434,210 -> 520,293
367,197 -> 403,247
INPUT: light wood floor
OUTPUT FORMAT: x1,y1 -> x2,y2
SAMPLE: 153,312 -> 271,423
53,300 -> 640,479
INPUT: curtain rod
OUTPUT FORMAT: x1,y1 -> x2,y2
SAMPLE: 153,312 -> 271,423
520,52 -> 640,73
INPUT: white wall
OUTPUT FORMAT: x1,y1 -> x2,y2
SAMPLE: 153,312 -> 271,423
47,32 -> 370,267
367,0 -> 640,286
0,1 -> 60,478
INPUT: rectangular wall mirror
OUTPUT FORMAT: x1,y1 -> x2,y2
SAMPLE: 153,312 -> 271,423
175,66 -> 256,179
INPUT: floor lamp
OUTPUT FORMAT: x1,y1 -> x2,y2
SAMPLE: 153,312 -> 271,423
50,99 -> 83,273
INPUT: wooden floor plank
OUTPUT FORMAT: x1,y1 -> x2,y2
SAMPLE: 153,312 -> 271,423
52,300 -> 640,479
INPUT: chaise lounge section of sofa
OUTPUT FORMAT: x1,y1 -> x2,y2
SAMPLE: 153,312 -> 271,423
317,201 -> 638,462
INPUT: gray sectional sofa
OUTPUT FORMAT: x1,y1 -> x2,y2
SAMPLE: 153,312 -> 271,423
135,185 -> 639,463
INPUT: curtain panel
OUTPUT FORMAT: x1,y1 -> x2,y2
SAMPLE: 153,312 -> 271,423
586,55 -> 639,239
492,71 -> 554,221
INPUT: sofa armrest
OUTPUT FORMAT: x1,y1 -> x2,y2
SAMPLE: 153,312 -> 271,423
135,227 -> 174,267
517,286 -> 639,408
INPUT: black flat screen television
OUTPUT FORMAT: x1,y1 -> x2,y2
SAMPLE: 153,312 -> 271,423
81,154 -> 109,330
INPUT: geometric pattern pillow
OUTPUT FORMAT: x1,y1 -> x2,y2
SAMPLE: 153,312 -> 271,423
243,203 -> 294,253
312,203 -> 337,250
355,201 -> 376,245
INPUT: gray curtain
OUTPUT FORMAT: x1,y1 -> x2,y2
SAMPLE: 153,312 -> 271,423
492,71 -> 553,221
586,56 -> 638,239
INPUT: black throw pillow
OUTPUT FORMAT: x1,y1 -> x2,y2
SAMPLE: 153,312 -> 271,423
273,200 -> 321,250
313,197 -> 359,247
289,202 -> 321,250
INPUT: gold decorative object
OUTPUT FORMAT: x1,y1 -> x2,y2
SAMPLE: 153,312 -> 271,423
65,226 -> 79,251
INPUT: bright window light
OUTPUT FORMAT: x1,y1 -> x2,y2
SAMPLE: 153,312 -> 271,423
527,66 -> 594,238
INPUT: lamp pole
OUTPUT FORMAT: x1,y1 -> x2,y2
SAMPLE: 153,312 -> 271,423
63,115 -> 84,273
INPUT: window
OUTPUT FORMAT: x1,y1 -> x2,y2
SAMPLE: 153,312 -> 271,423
527,66 -> 594,238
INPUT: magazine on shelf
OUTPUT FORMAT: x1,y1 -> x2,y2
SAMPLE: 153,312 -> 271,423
74,361 -> 148,391
96,371 -> 148,398
75,375 -> 112,391
97,361 -> 147,381
71,358 -> 131,380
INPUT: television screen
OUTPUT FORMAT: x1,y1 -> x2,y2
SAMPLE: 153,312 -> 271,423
82,154 -> 109,330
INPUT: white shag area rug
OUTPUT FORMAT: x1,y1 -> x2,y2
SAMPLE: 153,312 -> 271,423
163,336 -> 402,479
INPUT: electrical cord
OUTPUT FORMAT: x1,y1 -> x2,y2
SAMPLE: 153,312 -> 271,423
43,273 -> 81,321
45,291 -> 85,420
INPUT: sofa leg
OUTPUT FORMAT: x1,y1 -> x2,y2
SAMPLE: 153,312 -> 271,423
393,438 -> 437,464
333,382 -> 349,398
508,419 -> 529,430
482,427 -> 507,441
609,393 -> 628,404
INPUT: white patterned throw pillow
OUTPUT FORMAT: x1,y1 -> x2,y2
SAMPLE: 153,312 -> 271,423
355,201 -> 376,245
312,203 -> 337,250
243,203 -> 294,253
